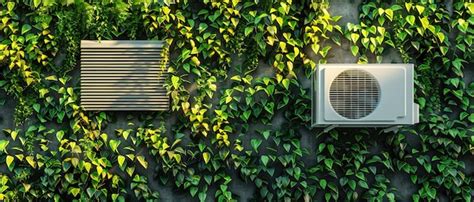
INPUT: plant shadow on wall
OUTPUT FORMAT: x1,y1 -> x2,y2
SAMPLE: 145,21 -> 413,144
0,0 -> 473,201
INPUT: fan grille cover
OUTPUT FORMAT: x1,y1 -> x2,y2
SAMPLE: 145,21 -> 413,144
329,69 -> 380,119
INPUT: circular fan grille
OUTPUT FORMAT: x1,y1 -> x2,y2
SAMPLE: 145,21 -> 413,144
329,69 -> 380,119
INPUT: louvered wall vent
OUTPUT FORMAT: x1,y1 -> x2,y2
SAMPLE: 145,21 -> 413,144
80,40 -> 169,111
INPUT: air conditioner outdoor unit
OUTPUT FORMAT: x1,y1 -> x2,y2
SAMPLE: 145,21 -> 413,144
311,64 -> 419,128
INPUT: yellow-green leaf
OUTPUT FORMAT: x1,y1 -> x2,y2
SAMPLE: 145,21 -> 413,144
350,33 -> 360,43
0,140 -> 9,153
67,87 -> 74,96
84,162 -> 91,173
7,2 -> 15,11
25,156 -> 36,168
405,2 -> 412,11
10,130 -> 18,141
171,75 -> 180,89
109,139 -> 121,153
68,187 -> 80,197
436,32 -> 445,42
137,155 -> 148,169
203,152 -> 210,164
6,155 -> 14,171
415,5 -> 425,14
282,78 -> 290,90
420,17 -> 429,29
385,9 -> 393,21
191,56 -> 200,66
118,155 -> 126,170
45,75 -> 57,81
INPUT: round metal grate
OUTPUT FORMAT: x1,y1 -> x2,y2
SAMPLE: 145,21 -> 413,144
329,69 -> 380,119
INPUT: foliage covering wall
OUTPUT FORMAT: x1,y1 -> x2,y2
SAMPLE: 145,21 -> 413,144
0,0 -> 473,201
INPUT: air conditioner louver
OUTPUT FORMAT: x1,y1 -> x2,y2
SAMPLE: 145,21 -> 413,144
329,69 -> 380,119
80,40 -> 169,111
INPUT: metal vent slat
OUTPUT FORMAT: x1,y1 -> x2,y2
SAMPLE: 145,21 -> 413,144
81,40 -> 169,111
329,69 -> 380,119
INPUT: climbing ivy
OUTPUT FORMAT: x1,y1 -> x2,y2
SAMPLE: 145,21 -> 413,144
0,0 -> 473,201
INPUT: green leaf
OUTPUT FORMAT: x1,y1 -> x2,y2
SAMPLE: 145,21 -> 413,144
21,24 -> 32,35
458,19 -> 468,32
241,110 -> 251,121
449,78 -> 460,88
406,15 -> 415,26
358,180 -> 369,189
198,23 -> 208,33
351,45 -> 359,56
244,27 -> 253,36
319,179 -> 327,189
417,97 -> 426,109
204,175 -> 212,185
33,0 -> 41,8
440,46 -> 448,56
251,139 -> 262,152
324,158 -> 333,169
190,187 -> 198,197
33,103 -> 40,113
348,180 -> 356,190
198,192 -> 206,202
67,87 -> 74,96
202,152 -> 210,164
319,46 -> 331,57
386,192 -> 395,201
261,130 -> 270,140
261,155 -> 269,166
468,114 -> 474,123
56,130 -> 65,141
427,187 -> 436,199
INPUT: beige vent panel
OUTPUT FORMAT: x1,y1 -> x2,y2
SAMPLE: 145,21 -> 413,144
80,40 -> 169,111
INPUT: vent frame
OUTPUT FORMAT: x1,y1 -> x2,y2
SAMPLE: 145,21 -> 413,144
80,40 -> 169,111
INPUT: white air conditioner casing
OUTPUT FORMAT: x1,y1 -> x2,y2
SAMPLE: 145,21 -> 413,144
311,64 -> 419,127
